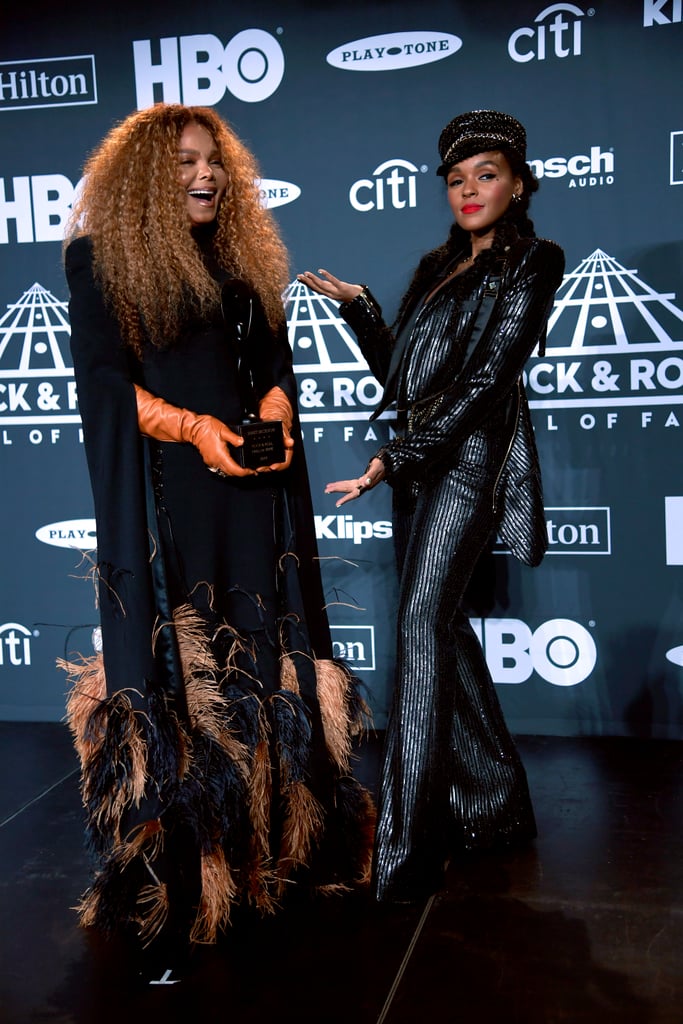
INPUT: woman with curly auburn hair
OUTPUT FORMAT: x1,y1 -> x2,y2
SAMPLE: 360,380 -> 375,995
62,103 -> 375,951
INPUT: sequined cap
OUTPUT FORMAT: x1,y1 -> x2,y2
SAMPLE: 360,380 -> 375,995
436,109 -> 527,176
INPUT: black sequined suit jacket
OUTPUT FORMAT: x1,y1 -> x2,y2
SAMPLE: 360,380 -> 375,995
341,235 -> 565,566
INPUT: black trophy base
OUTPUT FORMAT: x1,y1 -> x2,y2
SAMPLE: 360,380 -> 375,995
229,419 -> 285,469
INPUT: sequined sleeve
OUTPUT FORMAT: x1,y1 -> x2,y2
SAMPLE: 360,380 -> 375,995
378,239 -> 565,483
339,287 -> 396,386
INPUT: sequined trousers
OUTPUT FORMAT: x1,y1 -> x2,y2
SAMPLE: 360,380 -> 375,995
373,436 -> 537,902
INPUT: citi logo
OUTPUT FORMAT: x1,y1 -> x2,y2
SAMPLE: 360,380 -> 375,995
257,179 -> 301,210
35,519 -> 96,550
315,514 -> 392,545
644,0 -> 681,26
508,3 -> 591,63
0,623 -> 34,667
326,31 -> 462,71
471,617 -> 597,687
132,29 -> 285,109
528,146 -> 614,188
0,56 -> 97,111
350,159 -> 421,213
330,625 -> 376,671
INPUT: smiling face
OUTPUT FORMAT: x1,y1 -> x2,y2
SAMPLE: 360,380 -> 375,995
177,122 -> 228,227
446,150 -> 522,241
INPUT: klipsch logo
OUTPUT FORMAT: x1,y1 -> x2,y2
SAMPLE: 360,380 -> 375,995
528,145 -> 614,188
326,31 -> 462,71
133,29 -> 285,108
314,514 -> 392,546
508,3 -> 592,63
644,0 -> 682,26
0,55 -> 97,111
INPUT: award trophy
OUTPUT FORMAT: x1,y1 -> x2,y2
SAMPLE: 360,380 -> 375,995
221,281 -> 285,470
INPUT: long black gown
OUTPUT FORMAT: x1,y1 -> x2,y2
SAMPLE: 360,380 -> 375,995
62,234 -> 375,944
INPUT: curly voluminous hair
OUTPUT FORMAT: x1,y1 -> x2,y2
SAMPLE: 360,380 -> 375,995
65,104 -> 290,353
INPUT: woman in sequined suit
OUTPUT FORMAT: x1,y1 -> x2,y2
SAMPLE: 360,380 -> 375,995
299,110 -> 565,902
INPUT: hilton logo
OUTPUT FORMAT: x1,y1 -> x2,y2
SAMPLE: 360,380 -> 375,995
330,625 -> 376,671
0,56 -> 97,111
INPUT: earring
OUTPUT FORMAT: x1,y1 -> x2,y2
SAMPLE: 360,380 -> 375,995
511,192 -> 521,203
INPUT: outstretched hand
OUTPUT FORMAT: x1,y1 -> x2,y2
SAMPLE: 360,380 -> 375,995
297,269 -> 363,304
325,457 -> 386,507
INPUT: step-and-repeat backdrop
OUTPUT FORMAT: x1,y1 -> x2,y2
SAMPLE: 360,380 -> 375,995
2,1 -> 681,736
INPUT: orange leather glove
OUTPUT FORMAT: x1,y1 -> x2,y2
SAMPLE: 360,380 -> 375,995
258,385 -> 295,471
134,385 -> 255,477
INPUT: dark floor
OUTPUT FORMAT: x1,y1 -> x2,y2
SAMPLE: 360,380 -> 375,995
0,723 -> 681,1024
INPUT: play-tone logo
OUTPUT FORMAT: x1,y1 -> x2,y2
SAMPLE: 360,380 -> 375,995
326,31 -> 462,71
0,55 -> 97,111
472,617 -> 597,686
666,645 -> 683,667
133,30 -> 285,108
330,625 -> 376,671
508,3 -> 591,62
257,178 -> 301,209
35,518 -> 96,550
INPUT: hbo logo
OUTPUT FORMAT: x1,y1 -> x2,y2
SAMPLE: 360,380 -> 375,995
471,617 -> 597,686
133,30 -> 285,108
